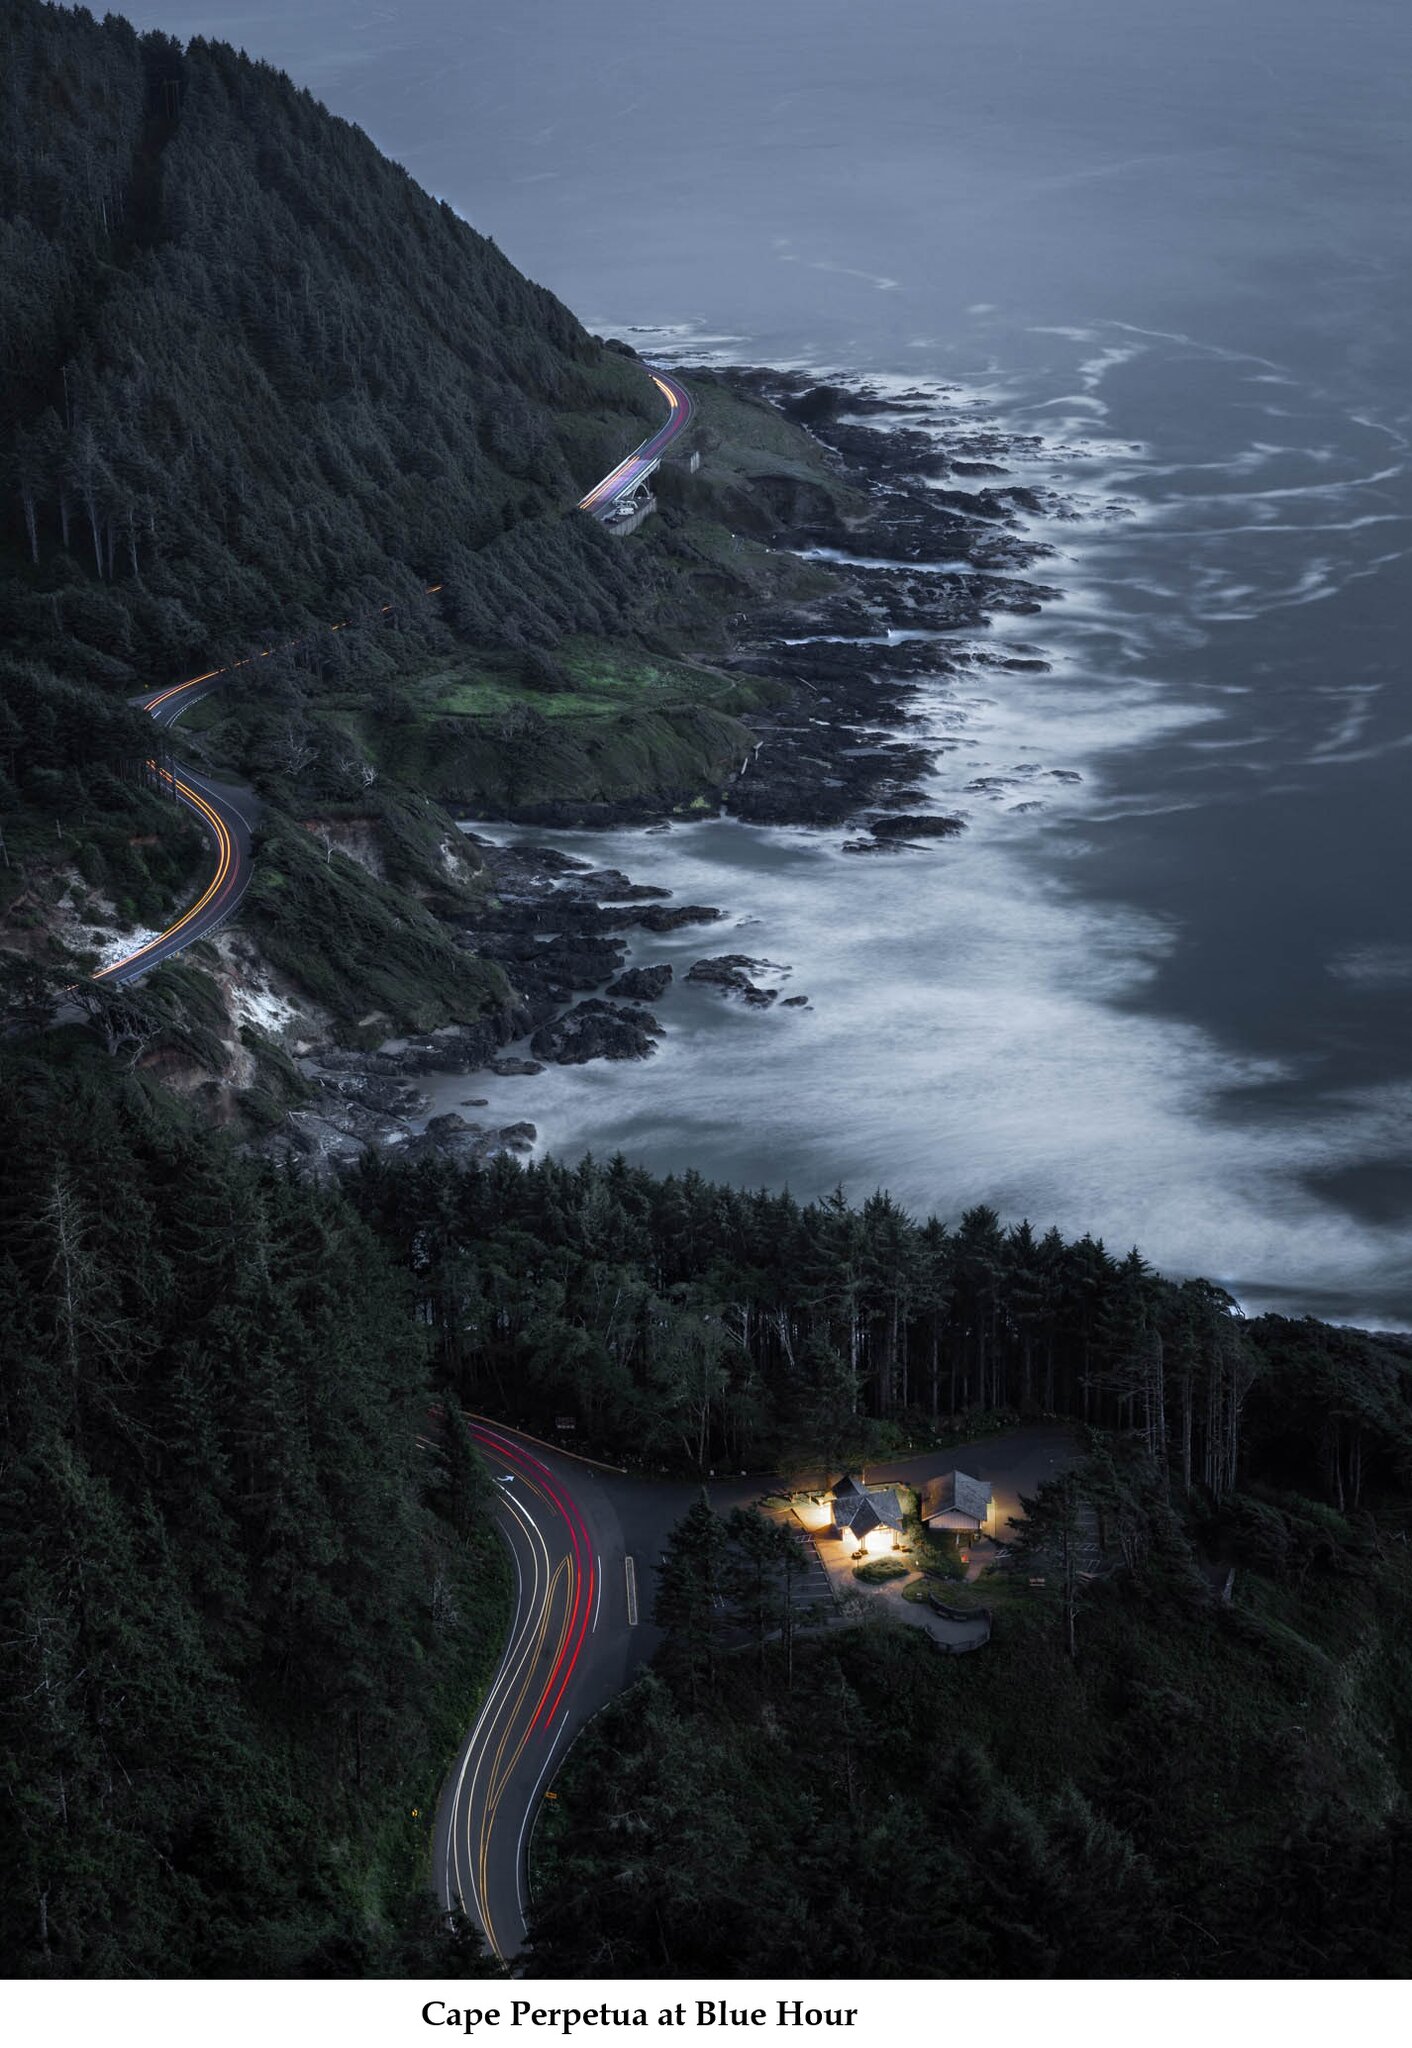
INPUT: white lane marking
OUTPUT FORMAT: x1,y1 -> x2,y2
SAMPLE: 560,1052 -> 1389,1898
448,1484 -> 551,1943
625,1554 -> 638,1627
593,1555 -> 603,1634
446,1529 -> 520,1914
447,1488 -> 539,1924
203,780 -> 257,833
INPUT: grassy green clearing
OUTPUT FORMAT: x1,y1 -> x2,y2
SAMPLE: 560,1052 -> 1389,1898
686,376 -> 861,489
422,638 -> 749,722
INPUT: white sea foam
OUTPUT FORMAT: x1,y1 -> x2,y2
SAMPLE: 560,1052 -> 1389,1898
438,322 -> 1412,1319
437,812 -> 1412,1320
1328,945 -> 1412,989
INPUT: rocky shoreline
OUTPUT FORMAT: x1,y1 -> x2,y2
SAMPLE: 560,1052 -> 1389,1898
498,367 -> 1064,835
271,368 -> 1072,1173
714,367 -> 1064,830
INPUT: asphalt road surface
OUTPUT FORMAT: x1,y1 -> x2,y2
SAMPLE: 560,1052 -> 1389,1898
95,653 -> 273,986
95,757 -> 255,985
435,1421 -> 702,1962
577,370 -> 693,516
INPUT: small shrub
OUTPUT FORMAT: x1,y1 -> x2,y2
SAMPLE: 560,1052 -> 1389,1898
854,1555 -> 908,1584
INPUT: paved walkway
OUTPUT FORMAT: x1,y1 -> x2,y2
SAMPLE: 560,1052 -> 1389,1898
859,1571 -> 991,1651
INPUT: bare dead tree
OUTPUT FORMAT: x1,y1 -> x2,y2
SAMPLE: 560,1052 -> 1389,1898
277,720 -> 316,781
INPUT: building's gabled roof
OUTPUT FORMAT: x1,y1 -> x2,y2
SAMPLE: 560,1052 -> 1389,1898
831,1473 -> 868,1507
921,1471 -> 993,1526
836,1487 -> 904,1537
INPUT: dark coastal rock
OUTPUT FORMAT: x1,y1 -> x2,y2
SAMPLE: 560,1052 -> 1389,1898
606,964 -> 674,1002
573,868 -> 671,903
270,1098 -> 413,1178
392,1030 -> 512,1075
307,1009 -> 530,1082
269,367 -> 1080,1174
425,1112 -> 473,1141
448,370 -> 1067,842
465,898 -> 633,936
687,955 -> 783,1007
308,1068 -> 428,1117
529,999 -> 663,1064
484,845 -> 671,904
468,929 -> 629,1005
402,1113 -> 538,1165
634,904 -> 723,933
488,796 -> 714,829
663,363 -> 1074,831
497,1121 -> 538,1147
867,814 -> 966,841
501,844 -> 591,877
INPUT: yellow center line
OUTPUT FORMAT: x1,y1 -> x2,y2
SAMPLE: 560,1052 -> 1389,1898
454,1463 -> 562,1958
477,1552 -> 575,1957
453,1484 -> 550,1953
95,771 -> 233,980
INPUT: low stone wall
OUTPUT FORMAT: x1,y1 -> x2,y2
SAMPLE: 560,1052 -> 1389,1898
926,1592 -> 993,1653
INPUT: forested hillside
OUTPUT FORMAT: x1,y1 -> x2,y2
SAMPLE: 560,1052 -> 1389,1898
0,0 -> 653,680
0,1046 -> 509,1975
5,0 -> 1411,1988
529,1466 -> 1412,1977
0,0 -> 682,996
0,0 -> 830,1034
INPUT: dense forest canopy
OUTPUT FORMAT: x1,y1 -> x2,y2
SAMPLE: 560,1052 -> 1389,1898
528,1474 -> 1412,1978
0,1046 -> 509,1975
0,0 -> 653,655
0,0 -> 659,875
348,1149 -> 1412,1506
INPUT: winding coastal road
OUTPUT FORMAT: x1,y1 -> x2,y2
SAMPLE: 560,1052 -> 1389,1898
94,365 -> 690,986
94,675 -> 257,984
577,371 -> 692,515
435,1421 -> 701,1961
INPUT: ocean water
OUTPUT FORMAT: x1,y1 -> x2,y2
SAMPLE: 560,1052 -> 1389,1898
124,0 -> 1412,1319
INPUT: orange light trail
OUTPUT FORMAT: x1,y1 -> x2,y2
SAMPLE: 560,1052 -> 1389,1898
95,768 -> 235,980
